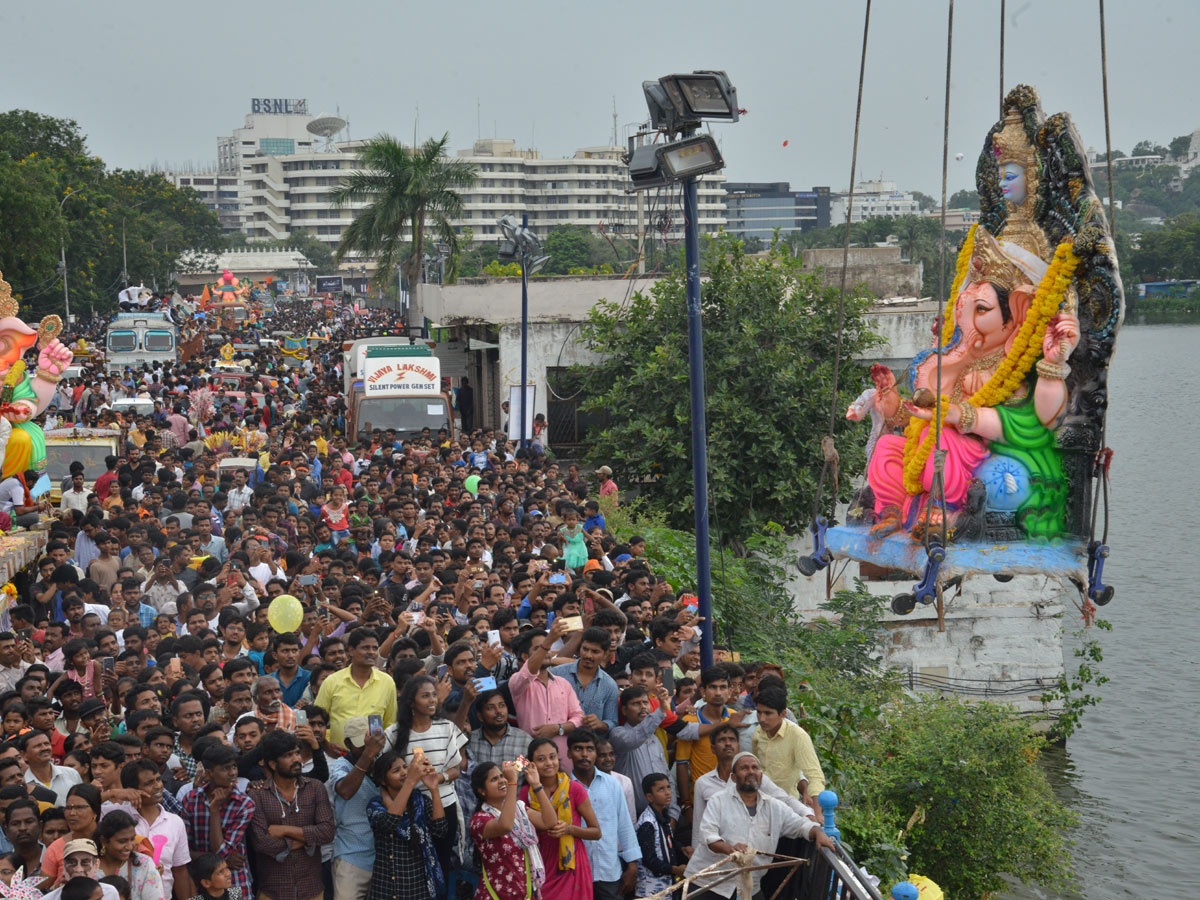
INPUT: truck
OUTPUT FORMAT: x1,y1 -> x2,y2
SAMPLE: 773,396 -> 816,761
104,311 -> 179,374
43,426 -> 121,502
347,344 -> 455,442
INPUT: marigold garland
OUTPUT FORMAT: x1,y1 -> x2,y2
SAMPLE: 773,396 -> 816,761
900,235 -> 1082,496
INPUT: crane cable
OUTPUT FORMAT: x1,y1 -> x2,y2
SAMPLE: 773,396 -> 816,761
922,0 -> 955,553
1091,0 -> 1115,548
811,0 -> 872,526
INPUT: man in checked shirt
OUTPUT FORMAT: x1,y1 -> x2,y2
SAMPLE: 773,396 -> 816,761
180,743 -> 255,896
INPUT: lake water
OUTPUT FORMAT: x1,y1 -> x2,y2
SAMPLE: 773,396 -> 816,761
1000,324 -> 1200,899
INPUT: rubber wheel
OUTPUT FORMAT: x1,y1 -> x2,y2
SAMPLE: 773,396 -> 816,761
891,593 -> 917,615
993,573 -> 1014,583
1093,585 -> 1115,606
797,556 -> 818,577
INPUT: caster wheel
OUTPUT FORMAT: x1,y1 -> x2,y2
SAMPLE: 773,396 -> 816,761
891,593 -> 917,615
993,573 -> 1013,583
1092,585 -> 1115,606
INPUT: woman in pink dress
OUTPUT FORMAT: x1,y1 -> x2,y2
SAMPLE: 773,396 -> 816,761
518,738 -> 600,900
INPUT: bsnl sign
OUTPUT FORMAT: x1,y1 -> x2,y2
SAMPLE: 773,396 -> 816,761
250,98 -> 309,115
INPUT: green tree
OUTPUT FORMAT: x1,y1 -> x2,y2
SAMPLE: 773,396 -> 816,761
0,155 -> 66,312
575,236 -> 878,543
911,190 -> 938,212
947,188 -> 978,209
331,133 -> 476,291
1131,139 -> 1168,158
1169,133 -> 1193,159
1130,212 -> 1200,281
269,228 -> 334,273
543,226 -> 594,274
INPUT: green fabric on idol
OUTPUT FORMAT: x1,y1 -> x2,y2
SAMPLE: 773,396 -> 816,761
990,379 -> 1066,540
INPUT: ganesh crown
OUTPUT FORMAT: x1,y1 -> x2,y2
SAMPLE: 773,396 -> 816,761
0,272 -> 16,319
968,227 -> 1031,294
993,110 -> 1038,170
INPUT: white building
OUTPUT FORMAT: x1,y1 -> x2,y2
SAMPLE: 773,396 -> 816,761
161,170 -> 243,231
238,136 -> 725,253
830,180 -> 922,225
218,100 -> 319,176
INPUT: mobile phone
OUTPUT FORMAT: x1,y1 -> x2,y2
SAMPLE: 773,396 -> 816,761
299,574 -> 318,586
560,615 -> 583,632
437,663 -> 447,678
487,629 -> 501,647
473,580 -> 483,589
294,709 -> 308,727
583,595 -> 595,618
473,675 -> 498,691
548,573 -> 567,584
368,714 -> 384,737
102,656 -> 116,674
661,665 -> 675,694
17,628 -> 32,642
411,610 -> 426,625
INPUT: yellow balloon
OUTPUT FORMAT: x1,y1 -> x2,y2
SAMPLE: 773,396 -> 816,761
907,875 -> 943,900
268,594 -> 304,634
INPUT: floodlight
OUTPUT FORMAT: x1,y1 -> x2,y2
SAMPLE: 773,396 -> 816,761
497,238 -> 518,260
643,80 -> 683,133
527,255 -> 551,275
498,215 -> 521,242
660,135 -> 725,178
658,71 -> 739,123
627,135 -> 725,191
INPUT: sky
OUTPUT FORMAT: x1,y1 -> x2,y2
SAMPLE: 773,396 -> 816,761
2,0 -> 1196,199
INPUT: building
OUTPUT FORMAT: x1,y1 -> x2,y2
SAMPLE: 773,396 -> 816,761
723,182 -> 831,241
830,180 -> 922,225
922,207 -> 980,230
162,170 -> 243,231
1084,147 -> 1165,172
218,99 -> 319,176
801,246 -> 923,299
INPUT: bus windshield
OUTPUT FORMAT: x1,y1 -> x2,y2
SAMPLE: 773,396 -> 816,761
144,330 -> 174,352
357,396 -> 449,438
108,331 -> 137,352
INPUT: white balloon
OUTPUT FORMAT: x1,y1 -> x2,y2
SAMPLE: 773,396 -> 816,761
954,152 -> 965,161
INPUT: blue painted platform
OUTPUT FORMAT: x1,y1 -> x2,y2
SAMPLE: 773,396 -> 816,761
826,524 -> 1089,582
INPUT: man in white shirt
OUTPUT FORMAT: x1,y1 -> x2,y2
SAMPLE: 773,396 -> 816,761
692,723 -> 812,828
21,731 -> 82,805
226,468 -> 254,512
0,632 -> 32,693
684,752 -> 833,899
60,472 -> 90,514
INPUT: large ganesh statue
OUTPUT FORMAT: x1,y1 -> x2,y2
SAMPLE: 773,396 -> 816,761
838,85 -> 1122,573
0,273 -> 75,479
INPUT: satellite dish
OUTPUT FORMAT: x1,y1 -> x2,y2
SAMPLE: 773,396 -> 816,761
307,114 -> 348,151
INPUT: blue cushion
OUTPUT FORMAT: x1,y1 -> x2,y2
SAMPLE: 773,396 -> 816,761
977,455 -> 1032,511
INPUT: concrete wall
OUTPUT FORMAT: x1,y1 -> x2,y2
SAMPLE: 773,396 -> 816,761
785,539 -> 1066,721
415,276 -> 666,327
497,322 -> 603,421
858,301 -> 940,368
802,246 -> 924,299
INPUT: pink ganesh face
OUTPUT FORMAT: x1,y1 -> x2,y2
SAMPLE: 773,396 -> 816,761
0,318 -> 37,371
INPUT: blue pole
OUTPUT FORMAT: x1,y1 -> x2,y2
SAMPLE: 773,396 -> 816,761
683,175 -> 713,671
520,212 -> 529,449
818,790 -> 841,842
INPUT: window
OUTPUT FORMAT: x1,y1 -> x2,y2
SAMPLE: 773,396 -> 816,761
259,138 -> 296,156
144,331 -> 174,352
107,331 -> 137,352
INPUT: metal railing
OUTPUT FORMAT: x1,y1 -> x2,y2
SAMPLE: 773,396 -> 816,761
795,841 -> 885,900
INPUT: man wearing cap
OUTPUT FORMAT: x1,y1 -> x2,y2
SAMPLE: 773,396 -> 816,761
42,840 -> 120,900
328,716 -> 387,900
595,465 -> 618,503
683,752 -> 833,900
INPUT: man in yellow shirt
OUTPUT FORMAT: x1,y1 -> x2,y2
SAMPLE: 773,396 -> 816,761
314,628 -> 397,748
752,684 -> 826,817
675,667 -> 745,804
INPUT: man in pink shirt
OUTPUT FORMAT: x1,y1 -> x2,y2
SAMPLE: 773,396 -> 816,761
596,465 -> 619,503
508,616 -> 584,770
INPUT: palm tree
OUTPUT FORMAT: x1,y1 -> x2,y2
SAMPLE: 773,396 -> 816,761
330,133 -> 476,290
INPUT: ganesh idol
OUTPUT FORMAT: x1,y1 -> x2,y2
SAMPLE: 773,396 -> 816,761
0,273 -> 75,479
864,94 -> 1102,544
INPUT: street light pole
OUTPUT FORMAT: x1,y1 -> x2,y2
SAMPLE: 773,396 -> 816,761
519,212 -> 529,449
682,168 -> 714,671
58,187 -> 86,323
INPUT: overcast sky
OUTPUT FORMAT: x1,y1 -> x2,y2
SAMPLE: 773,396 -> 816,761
2,0 -> 1196,197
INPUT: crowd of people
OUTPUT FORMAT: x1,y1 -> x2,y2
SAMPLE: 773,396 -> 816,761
0,296 -> 833,900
